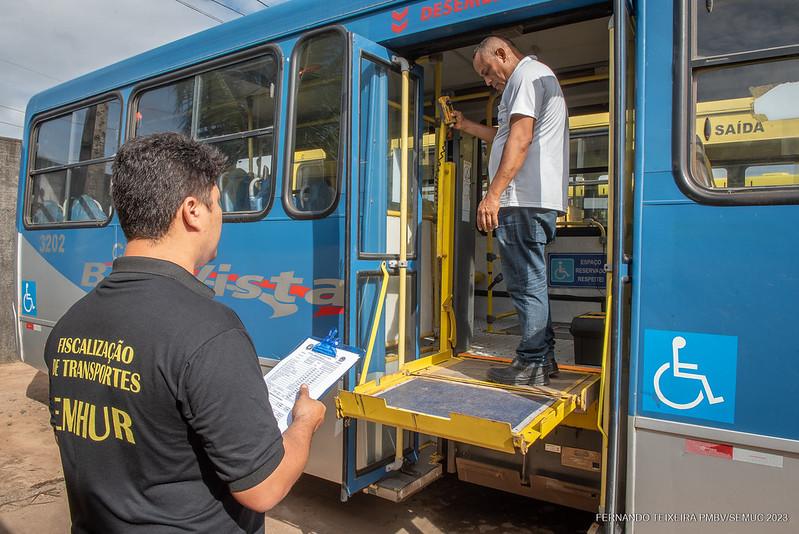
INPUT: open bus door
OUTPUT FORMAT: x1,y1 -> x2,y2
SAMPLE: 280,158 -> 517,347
339,33 -> 427,500
337,33 -> 604,505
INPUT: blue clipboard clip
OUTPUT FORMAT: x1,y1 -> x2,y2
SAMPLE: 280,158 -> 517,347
312,328 -> 341,357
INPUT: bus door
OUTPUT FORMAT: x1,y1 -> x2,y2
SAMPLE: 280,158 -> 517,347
339,34 -> 425,499
337,38 -> 604,503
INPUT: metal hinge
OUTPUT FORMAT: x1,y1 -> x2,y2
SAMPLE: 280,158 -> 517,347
604,254 -> 632,284
620,254 -> 632,283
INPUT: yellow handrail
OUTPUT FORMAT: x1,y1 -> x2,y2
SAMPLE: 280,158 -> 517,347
359,261 -> 391,387
398,65 -> 410,371
393,57 -> 411,469
484,94 -> 497,333
436,161 -> 455,353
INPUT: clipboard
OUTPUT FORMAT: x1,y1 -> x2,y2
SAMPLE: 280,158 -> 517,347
264,329 -> 362,433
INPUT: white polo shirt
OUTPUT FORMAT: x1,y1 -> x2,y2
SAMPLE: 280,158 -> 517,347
489,56 -> 569,212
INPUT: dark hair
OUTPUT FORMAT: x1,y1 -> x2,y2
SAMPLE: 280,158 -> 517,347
112,133 -> 227,240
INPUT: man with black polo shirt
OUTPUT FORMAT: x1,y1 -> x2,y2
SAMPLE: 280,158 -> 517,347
45,133 -> 325,533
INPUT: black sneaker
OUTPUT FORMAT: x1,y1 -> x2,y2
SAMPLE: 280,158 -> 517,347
487,360 -> 550,386
546,353 -> 559,377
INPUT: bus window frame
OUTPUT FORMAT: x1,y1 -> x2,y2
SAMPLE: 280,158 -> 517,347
128,43 -> 283,223
282,25 -> 349,220
674,0 -> 799,205
357,51 -> 420,261
23,91 -> 123,231
566,126 -> 609,224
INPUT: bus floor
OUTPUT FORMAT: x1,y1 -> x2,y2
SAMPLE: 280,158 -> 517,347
466,319 -> 576,366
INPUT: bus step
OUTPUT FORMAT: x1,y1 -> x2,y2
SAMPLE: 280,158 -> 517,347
363,447 -> 443,503
457,458 -> 600,512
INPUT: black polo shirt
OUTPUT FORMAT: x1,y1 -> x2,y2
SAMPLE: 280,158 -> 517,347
45,256 -> 284,534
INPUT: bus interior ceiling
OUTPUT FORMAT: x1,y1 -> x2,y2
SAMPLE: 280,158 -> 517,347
409,16 -> 611,366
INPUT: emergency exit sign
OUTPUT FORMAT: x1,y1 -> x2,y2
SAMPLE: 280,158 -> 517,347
548,253 -> 606,288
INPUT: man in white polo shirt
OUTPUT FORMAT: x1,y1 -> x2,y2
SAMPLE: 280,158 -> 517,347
453,36 -> 569,386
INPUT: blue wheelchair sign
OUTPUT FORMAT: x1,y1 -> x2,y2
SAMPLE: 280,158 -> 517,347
22,280 -> 37,317
642,329 -> 737,423
550,257 -> 575,284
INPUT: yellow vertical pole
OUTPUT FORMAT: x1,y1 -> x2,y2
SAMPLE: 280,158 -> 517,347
247,111 -> 254,175
393,56 -> 411,469
437,161 -> 455,352
432,61 -> 443,336
484,94 -> 496,333
435,141 -> 453,352
398,66 -> 409,371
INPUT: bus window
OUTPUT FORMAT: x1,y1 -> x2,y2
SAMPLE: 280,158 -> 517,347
693,0 -> 798,59
198,55 -> 278,214
692,59 -> 799,190
197,55 -> 276,139
285,30 -> 345,217
214,136 -> 274,213
711,167 -> 728,188
744,163 -> 799,187
135,78 -> 194,138
687,0 -> 799,195
29,171 -> 66,224
135,52 -> 279,216
693,135 -> 715,188
358,60 -> 419,256
34,114 -> 73,169
26,99 -> 120,226
569,131 -> 609,224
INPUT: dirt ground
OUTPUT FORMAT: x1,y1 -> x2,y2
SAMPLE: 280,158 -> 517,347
0,361 -> 595,534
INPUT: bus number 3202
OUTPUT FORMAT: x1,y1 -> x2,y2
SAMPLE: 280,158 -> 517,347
39,234 -> 65,254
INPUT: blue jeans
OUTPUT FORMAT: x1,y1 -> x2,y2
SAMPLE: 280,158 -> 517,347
494,207 -> 557,364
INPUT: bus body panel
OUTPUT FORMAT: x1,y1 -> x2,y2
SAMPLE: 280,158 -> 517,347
201,217 -> 346,360
628,422 -> 797,533
17,230 -> 115,367
626,0 -> 799,527
632,0 -> 799,445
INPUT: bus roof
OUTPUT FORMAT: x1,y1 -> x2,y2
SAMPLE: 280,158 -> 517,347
26,0 -> 403,118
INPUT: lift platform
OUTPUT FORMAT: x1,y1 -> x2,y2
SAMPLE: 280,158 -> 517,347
337,353 -> 600,455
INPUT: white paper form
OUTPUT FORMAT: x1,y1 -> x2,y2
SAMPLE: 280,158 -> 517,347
264,338 -> 361,433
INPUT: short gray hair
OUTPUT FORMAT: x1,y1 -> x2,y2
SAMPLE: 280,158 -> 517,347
473,35 -> 520,58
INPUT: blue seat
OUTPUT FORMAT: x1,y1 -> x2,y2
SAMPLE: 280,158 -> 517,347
32,200 -> 64,224
218,169 -> 251,212
69,194 -> 106,221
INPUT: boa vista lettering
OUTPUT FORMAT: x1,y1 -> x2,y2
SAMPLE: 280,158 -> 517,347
80,262 -> 344,319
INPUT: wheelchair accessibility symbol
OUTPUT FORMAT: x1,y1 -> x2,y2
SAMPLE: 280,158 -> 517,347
654,336 -> 724,409
22,280 -> 37,317
551,259 -> 574,283
642,329 -> 737,423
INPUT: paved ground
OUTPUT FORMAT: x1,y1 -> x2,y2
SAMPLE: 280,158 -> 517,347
0,361 -> 595,534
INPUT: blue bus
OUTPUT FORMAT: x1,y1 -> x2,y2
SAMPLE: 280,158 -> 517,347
15,0 -> 798,531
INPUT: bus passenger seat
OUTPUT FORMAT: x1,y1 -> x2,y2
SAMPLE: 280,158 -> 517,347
32,200 -> 64,224
218,168 -> 250,212
299,180 -> 335,212
248,177 -> 268,212
69,194 -> 106,221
